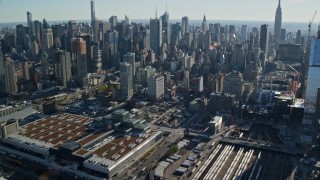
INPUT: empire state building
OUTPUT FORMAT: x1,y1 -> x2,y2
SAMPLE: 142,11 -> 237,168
274,0 -> 282,42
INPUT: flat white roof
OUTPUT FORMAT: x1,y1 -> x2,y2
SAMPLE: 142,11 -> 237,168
0,107 -> 38,123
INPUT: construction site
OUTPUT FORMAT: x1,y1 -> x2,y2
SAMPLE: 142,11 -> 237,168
192,142 -> 294,180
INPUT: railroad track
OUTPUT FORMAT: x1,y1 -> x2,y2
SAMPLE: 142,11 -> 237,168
281,154 -> 290,180
259,150 -> 272,180
270,152 -> 280,180
193,144 -> 224,180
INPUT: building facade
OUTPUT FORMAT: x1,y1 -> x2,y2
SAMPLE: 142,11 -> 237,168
223,71 -> 245,101
41,19 -> 53,51
120,62 -> 133,100
71,38 -> 87,78
148,74 -> 164,100
150,18 -> 162,57
54,50 -> 72,88
305,32 -> 320,118
274,0 -> 282,42
0,43 -> 6,95
260,24 -> 269,56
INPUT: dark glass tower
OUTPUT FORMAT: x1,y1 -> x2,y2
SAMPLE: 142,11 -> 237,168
150,18 -> 162,57
274,0 -> 282,42
27,11 -> 35,40
260,24 -> 269,58
91,0 -> 96,22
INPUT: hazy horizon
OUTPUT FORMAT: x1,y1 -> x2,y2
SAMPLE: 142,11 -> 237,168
1,19 -> 317,36
0,0 -> 319,23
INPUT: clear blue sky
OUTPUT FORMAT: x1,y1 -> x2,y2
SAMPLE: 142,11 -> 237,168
0,0 -> 319,23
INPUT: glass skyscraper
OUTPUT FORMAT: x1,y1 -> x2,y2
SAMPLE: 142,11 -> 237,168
305,32 -> 320,116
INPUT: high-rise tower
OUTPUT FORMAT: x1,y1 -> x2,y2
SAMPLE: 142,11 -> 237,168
150,17 -> 162,57
202,14 -> 208,32
260,24 -> 269,55
181,16 -> 189,36
54,50 -> 72,88
71,38 -> 87,78
120,62 -> 133,100
0,42 -> 6,95
161,6 -> 170,44
4,57 -> 18,95
304,27 -> 320,119
41,19 -> 53,51
274,0 -> 282,42
91,0 -> 96,22
27,11 -> 35,40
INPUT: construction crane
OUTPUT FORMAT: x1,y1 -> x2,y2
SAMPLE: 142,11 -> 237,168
287,64 -> 301,93
302,10 -> 317,99
288,64 -> 299,73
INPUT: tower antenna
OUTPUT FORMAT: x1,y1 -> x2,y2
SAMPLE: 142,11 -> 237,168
155,0 -> 158,18
166,0 -> 167,12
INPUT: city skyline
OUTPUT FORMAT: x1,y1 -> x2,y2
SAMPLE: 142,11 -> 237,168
0,0 -> 319,23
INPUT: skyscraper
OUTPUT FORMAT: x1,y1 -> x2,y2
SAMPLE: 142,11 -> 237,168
223,71 -> 244,101
41,50 -> 49,80
231,44 -> 245,71
195,76 -> 204,93
171,23 -> 180,45
90,0 -> 96,22
304,27 -> 320,118
107,31 -> 120,69
0,42 -> 6,95
240,25 -> 247,43
71,38 -> 87,78
148,74 -> 164,100
274,0 -> 282,42
41,19 -> 53,51
124,53 -> 136,78
161,10 -> 170,44
4,57 -> 18,95
34,20 -> 42,43
93,43 -> 102,72
120,62 -> 133,99
202,14 -> 208,32
229,25 -> 236,34
150,18 -> 162,57
280,28 -> 286,42
67,20 -> 78,39
109,16 -> 118,28
260,24 -> 269,55
16,24 -> 27,51
125,15 -> 130,25
181,16 -> 189,37
54,50 -> 72,88
52,24 -> 66,42
92,19 -> 102,42
108,31 -> 119,55
27,11 -> 35,40
296,30 -> 301,44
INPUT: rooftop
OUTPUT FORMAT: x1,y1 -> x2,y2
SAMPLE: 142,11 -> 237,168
0,107 -> 39,123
